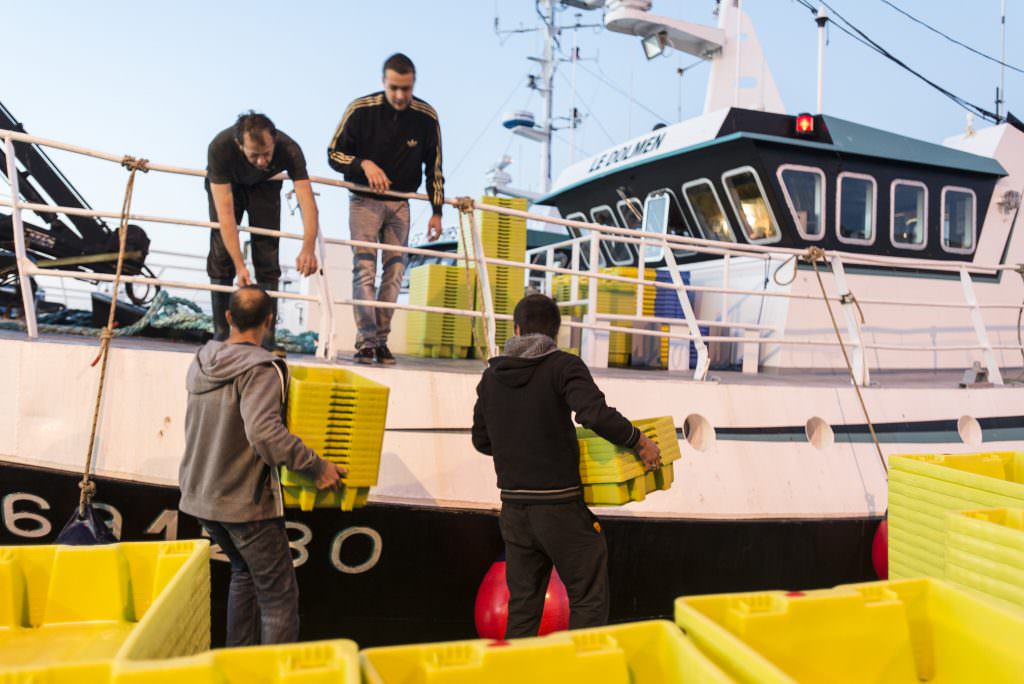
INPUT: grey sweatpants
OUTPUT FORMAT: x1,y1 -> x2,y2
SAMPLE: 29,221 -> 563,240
349,194 -> 410,350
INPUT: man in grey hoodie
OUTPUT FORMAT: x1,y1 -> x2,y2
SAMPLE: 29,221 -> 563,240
179,285 -> 344,646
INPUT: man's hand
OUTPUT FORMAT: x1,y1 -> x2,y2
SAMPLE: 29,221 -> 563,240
360,160 -> 391,193
235,264 -> 253,287
635,433 -> 662,472
427,214 -> 443,242
295,247 -> 318,276
315,462 -> 347,490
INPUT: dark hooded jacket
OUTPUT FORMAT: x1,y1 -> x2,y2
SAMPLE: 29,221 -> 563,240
178,341 -> 328,522
472,334 -> 639,503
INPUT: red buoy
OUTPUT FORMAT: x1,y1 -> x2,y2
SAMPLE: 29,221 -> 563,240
872,519 -> 888,579
474,560 -> 570,639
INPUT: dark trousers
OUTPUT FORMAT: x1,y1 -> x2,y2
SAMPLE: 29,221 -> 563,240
205,180 -> 282,348
198,517 -> 300,647
499,498 -> 610,639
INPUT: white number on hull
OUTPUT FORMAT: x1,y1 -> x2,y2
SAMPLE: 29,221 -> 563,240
287,521 -> 312,568
145,509 -> 179,540
91,502 -> 123,540
2,493 -> 52,538
330,527 -> 383,574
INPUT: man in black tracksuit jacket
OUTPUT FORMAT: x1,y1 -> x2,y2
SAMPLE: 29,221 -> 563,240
327,52 -> 444,364
472,294 -> 661,638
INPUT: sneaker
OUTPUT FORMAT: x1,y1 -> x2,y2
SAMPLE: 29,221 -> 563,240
375,345 -> 397,365
353,347 -> 375,364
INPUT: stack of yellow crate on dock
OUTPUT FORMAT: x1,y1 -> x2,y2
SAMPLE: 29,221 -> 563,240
280,365 -> 389,512
675,577 -> 1024,683
888,451 -> 1024,581
577,416 -> 681,505
405,264 -> 474,359
0,540 -> 210,680
552,268 -> 658,367
458,196 -> 528,351
946,507 -> 1024,610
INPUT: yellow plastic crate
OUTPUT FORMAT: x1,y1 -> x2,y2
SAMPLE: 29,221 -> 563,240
675,577 -> 1024,684
406,342 -> 472,359
888,452 -> 1024,581
583,464 -> 675,506
0,540 -> 210,675
946,508 -> 1024,609
5,639 -> 360,684
111,639 -> 359,683
406,265 -> 474,354
360,619 -> 731,684
283,366 -> 389,512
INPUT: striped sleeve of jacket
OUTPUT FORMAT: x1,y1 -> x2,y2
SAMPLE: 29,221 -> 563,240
411,100 -> 445,215
327,94 -> 379,177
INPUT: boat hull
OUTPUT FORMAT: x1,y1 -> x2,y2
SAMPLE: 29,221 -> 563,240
1,461 -> 877,647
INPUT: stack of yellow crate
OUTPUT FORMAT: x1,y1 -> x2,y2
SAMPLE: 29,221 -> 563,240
888,451 -> 1024,580
0,540 -> 210,679
405,264 -> 473,359
946,507 -> 1024,610
459,196 -> 528,351
551,268 -> 658,367
577,416 -> 681,506
674,577 -> 1024,683
361,620 -> 732,683
280,366 -> 390,512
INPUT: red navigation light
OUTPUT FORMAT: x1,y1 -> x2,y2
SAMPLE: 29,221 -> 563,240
795,113 -> 815,136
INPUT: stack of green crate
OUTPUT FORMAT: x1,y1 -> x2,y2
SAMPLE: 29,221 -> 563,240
551,268 -> 658,367
888,451 -> 1024,580
280,366 -> 390,512
459,196 -> 528,351
577,416 -> 682,506
946,507 -> 1024,610
405,264 -> 473,359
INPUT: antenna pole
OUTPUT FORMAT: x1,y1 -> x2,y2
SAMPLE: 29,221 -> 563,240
816,4 -> 828,114
540,0 -> 556,195
570,29 -> 578,164
998,0 -> 1006,119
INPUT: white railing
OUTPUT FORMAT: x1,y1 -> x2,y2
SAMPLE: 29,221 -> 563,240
2,128 -> 1021,385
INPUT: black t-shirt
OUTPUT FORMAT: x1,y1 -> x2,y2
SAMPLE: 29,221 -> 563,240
206,127 -> 309,186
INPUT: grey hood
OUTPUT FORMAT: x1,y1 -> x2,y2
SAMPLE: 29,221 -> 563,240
187,341 -> 276,395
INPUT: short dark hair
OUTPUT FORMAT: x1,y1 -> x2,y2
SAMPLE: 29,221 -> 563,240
233,110 -> 276,144
383,53 -> 415,76
229,285 -> 274,332
513,294 -> 561,339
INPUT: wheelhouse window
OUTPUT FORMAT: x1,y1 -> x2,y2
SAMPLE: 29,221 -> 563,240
590,205 -> 634,265
891,181 -> 927,249
565,211 -> 602,269
682,180 -> 736,242
836,173 -> 876,245
722,167 -> 780,243
616,198 -> 643,230
942,187 -> 976,253
778,166 -> 824,239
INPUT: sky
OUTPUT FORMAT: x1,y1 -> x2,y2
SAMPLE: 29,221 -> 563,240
3,0 -> 1021,303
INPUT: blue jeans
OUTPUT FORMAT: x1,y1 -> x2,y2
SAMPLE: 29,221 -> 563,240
349,195 -> 410,350
199,517 -> 299,646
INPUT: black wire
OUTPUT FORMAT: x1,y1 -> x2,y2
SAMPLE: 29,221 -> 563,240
791,0 -> 1002,123
878,0 -> 1024,75
576,61 -> 674,124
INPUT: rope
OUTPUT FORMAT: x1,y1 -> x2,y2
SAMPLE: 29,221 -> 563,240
802,246 -> 888,477
77,156 -> 148,516
455,198 -> 491,362
772,253 -> 799,286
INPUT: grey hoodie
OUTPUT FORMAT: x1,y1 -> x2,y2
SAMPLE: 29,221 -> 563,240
178,341 -> 328,522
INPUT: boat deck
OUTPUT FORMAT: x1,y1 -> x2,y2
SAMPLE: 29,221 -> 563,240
2,328 -> 1018,391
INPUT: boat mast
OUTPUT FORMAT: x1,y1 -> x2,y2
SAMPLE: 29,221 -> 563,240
816,4 -> 828,114
998,0 -> 1006,119
539,0 -> 556,195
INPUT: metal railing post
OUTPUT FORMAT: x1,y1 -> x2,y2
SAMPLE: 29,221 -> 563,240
960,265 -> 1004,385
467,206 -> 499,357
662,243 -> 708,380
580,231 -> 608,368
829,255 -> 870,386
4,135 -> 39,338
313,228 -> 335,360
